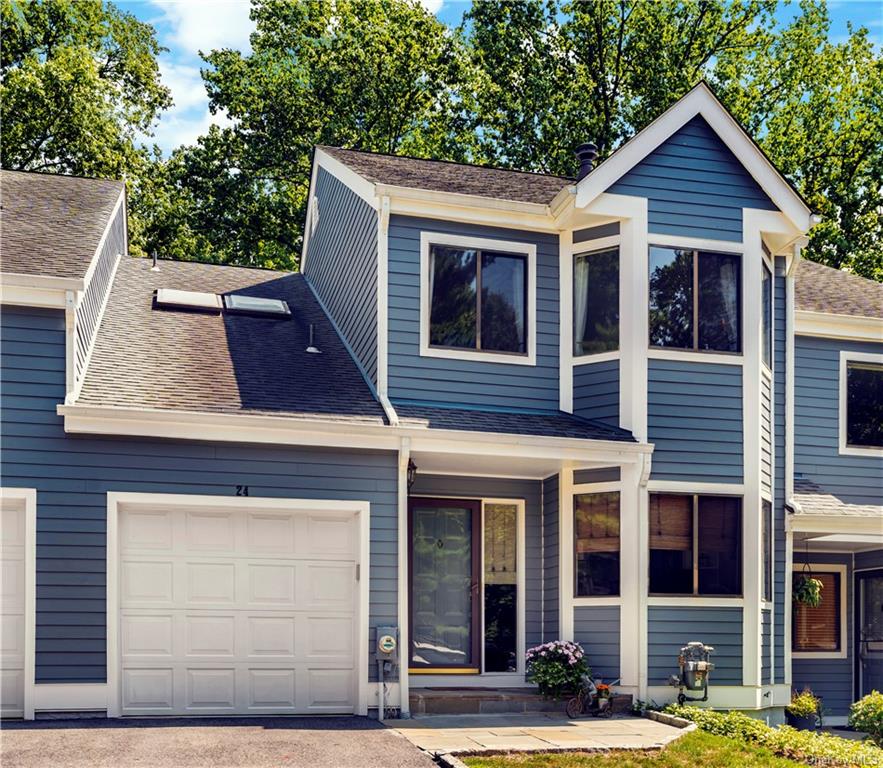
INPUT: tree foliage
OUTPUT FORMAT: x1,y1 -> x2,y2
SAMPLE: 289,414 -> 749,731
1,0 -> 170,179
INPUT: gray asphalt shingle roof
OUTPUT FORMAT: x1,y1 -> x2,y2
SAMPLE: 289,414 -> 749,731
318,146 -> 572,206
395,403 -> 635,442
0,169 -> 124,280
795,259 -> 883,319
77,258 -> 388,424
793,477 -> 883,518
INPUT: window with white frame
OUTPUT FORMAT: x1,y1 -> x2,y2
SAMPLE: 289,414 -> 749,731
649,246 -> 742,353
421,234 -> 535,363
573,247 -> 619,355
792,568 -> 846,656
841,355 -> 883,451
574,491 -> 620,597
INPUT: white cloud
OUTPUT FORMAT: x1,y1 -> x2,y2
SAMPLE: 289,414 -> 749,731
419,0 -> 444,14
149,106 -> 232,153
150,0 -> 255,56
159,58 -> 209,113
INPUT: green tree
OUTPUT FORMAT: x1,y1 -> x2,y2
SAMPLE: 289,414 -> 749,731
140,0 -> 469,269
1,0 -> 170,179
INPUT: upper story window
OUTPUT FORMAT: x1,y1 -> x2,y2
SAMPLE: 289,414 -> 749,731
421,233 -> 536,365
648,493 -> 742,597
841,354 -> 883,452
649,247 -> 742,353
574,247 -> 619,355
762,262 -> 772,368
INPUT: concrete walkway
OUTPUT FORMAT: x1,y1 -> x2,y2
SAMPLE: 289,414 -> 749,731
393,712 -> 687,756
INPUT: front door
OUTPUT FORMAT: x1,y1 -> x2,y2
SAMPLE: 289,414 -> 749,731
409,499 -> 481,672
856,569 -> 883,698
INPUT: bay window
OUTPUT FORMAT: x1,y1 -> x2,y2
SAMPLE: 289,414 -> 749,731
573,247 -> 619,355
574,491 -> 620,597
649,247 -> 741,353
649,493 -> 742,596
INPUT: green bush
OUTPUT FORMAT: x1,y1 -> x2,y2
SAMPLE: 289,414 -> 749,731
665,704 -> 883,768
786,689 -> 820,718
849,690 -> 883,747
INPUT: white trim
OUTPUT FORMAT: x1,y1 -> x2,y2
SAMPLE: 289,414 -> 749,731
480,498 -> 527,676
397,439 -> 410,715
71,253 -> 122,401
572,481 -> 621,495
0,271 -> 84,292
647,597 -> 745,608
574,82 -> 813,233
559,228 -> 574,412
796,310 -> 883,343
784,252 -> 797,685
572,596 -> 622,608
58,404 -> 652,463
418,231 -> 537,366
375,195 -> 399,426
647,480 -> 744,495
573,350 -> 620,367
789,514 -> 883,537
559,462 -> 575,641
0,282 -> 70,308
313,149 -> 378,208
619,463 -> 641,692
573,234 -> 621,254
646,683 -> 792,711
299,153 -> 322,272
647,348 -> 744,367
63,290 -> 78,404
838,350 -> 883,457
791,563 -> 848,660
82,189 -> 125,287
388,194 -> 559,234
105,492 -> 371,717
0,488 -> 36,720
648,233 -> 744,254
33,684 -> 107,712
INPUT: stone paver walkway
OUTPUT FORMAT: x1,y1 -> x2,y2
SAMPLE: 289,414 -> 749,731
393,713 -> 687,756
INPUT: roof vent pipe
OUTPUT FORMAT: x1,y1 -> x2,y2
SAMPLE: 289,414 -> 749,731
575,142 -> 599,181
306,323 -> 321,354
150,251 -> 160,272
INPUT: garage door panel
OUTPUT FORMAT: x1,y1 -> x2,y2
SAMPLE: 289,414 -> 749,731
121,509 -> 172,552
118,503 -> 359,716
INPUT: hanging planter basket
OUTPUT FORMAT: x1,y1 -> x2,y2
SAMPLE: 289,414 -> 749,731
793,561 -> 823,607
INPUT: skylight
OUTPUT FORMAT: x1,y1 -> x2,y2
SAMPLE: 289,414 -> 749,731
155,288 -> 222,313
223,294 -> 291,317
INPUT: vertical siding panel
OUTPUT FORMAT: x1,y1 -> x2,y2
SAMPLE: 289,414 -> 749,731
387,216 -> 560,410
609,116 -> 776,242
647,359 -> 743,482
304,168 -> 379,386
1,307 -> 397,684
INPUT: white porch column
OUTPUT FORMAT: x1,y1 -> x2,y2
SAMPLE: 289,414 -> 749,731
619,458 -> 645,696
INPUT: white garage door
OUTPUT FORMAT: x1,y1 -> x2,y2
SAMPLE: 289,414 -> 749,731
1,497 -> 27,718
118,502 -> 360,716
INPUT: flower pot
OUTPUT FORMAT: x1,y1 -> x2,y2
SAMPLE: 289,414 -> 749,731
785,711 -> 818,731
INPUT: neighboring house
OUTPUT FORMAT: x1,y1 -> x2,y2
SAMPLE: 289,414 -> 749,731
0,82 -> 879,724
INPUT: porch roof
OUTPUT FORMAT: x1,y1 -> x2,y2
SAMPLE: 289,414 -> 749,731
793,478 -> 882,519
790,478 -> 883,549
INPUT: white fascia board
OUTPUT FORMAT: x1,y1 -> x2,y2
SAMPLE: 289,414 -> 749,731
788,513 -> 883,536
82,187 -> 126,287
0,282 -> 69,309
299,151 -> 322,273
1,271 -> 84,292
57,404 -> 652,463
575,82 -> 813,233
313,148 -> 379,209
795,310 -> 883,343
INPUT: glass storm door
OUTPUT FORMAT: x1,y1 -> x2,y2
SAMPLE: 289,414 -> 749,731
409,499 -> 481,672
857,570 -> 883,698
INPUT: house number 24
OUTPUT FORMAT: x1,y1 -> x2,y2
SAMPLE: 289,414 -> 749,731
235,485 -> 249,496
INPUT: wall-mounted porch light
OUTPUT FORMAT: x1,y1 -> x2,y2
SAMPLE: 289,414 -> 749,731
407,459 -> 417,491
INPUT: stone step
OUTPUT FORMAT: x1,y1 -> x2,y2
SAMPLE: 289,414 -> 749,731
408,687 -> 633,716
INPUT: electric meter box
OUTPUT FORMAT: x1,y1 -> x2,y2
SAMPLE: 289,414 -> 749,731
376,626 -> 399,663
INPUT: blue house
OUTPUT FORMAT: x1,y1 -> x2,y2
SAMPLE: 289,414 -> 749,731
1,83 -> 880,723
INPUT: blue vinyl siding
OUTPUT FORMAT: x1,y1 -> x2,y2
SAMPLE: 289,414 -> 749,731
0,306 -> 398,685
75,203 -> 125,383
856,550 -> 883,570
647,606 -> 743,685
792,553 -> 853,716
542,474 -> 559,642
573,359 -> 619,427
609,115 -> 776,242
574,222 -> 620,243
304,167 -> 379,386
761,373 -> 772,496
574,606 -> 620,681
409,474 -> 542,651
762,608 -> 772,684
647,359 -> 743,482
794,335 -> 883,505
387,215 -> 560,411
774,261 -> 787,683
574,467 -> 620,484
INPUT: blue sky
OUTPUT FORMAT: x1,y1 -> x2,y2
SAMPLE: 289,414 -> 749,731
121,0 -> 882,156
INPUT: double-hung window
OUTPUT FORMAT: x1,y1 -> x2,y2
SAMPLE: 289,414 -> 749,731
649,247 -> 742,353
424,236 -> 532,360
793,570 -> 844,655
841,354 -> 883,452
573,247 -> 619,355
648,493 -> 742,596
574,491 -> 620,597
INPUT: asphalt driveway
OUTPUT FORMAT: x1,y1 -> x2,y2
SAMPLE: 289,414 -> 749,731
0,716 -> 437,768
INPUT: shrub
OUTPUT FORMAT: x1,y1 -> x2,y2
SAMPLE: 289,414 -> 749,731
849,690 -> 883,746
786,689 -> 820,718
665,704 -> 883,768
525,640 -> 590,699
